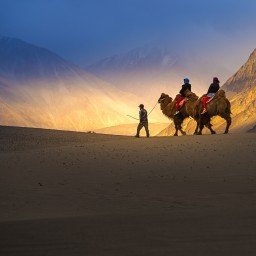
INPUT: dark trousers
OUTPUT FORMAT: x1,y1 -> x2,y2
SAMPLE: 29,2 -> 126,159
136,122 -> 150,137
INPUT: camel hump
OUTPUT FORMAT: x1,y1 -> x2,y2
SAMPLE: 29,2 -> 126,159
215,89 -> 226,98
185,90 -> 199,100
185,90 -> 193,97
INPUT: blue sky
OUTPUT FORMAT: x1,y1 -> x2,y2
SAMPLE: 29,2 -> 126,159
1,0 -> 256,70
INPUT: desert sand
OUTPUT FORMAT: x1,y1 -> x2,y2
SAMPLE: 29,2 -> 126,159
0,125 -> 256,256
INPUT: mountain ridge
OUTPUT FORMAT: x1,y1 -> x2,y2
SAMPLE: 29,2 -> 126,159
87,44 -> 233,102
157,48 -> 256,136
87,45 -> 203,105
0,36 -> 156,131
223,48 -> 256,93
1,35 -> 255,134
0,36 -> 86,83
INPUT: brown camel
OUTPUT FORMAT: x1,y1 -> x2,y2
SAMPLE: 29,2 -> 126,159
158,91 -> 199,136
196,90 -> 232,135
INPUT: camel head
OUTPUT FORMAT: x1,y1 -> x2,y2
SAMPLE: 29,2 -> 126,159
158,93 -> 172,104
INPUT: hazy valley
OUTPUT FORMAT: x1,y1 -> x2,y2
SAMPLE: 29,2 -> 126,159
0,36 -> 255,135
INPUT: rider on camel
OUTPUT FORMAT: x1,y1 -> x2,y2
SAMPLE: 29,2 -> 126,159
201,77 -> 220,114
175,78 -> 191,115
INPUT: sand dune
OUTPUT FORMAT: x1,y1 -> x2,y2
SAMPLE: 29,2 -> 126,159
95,122 -> 170,136
0,126 -> 256,255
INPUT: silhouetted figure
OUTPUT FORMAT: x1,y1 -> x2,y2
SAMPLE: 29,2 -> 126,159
135,104 -> 150,138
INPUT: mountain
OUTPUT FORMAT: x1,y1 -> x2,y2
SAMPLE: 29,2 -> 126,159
222,48 -> 256,132
223,49 -> 256,93
88,44 -> 231,103
88,45 -> 177,74
0,36 -> 83,82
2,36 -> 252,134
88,45 -> 183,103
0,36 -> 158,131
157,48 -> 256,136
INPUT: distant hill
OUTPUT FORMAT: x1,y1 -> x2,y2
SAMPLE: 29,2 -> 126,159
1,36 -> 254,134
0,36 -> 83,82
87,44 -> 231,103
0,36 -> 149,131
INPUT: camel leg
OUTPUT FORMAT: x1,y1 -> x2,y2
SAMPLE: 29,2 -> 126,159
224,115 -> 232,134
199,114 -> 216,135
173,124 -> 178,136
173,121 -> 179,136
194,120 -> 199,135
180,130 -> 187,136
197,119 -> 204,135
197,123 -> 204,135
173,117 -> 182,136
178,124 -> 186,136
205,122 -> 216,135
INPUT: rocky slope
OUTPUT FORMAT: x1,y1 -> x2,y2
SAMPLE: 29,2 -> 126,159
223,49 -> 256,93
157,48 -> 256,135
222,48 -> 256,132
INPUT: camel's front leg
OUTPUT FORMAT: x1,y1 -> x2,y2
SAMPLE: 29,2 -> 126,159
194,120 -> 199,135
174,116 -> 186,136
197,120 -> 204,135
205,122 -> 216,134
179,125 -> 187,136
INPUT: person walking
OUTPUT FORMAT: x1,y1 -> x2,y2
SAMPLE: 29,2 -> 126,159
135,104 -> 150,138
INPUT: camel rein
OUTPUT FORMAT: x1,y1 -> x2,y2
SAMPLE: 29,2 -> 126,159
126,100 -> 159,121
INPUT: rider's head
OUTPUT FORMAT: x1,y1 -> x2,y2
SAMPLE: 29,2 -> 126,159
213,77 -> 220,83
184,78 -> 190,84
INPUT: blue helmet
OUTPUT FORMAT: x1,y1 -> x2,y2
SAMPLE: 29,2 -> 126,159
184,78 -> 190,84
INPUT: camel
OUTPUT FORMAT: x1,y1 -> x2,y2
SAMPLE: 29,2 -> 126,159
158,91 -> 200,136
196,90 -> 232,135
158,89 -> 232,136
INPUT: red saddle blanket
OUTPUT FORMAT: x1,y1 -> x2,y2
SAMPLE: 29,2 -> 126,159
201,95 -> 212,105
175,95 -> 186,110
201,94 -> 215,112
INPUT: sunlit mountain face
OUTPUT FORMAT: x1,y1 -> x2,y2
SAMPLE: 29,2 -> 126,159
87,44 -> 232,104
223,49 -> 256,93
88,45 -> 185,104
222,49 -> 256,132
157,48 -> 256,135
0,36 -> 166,131
1,36 -> 254,134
